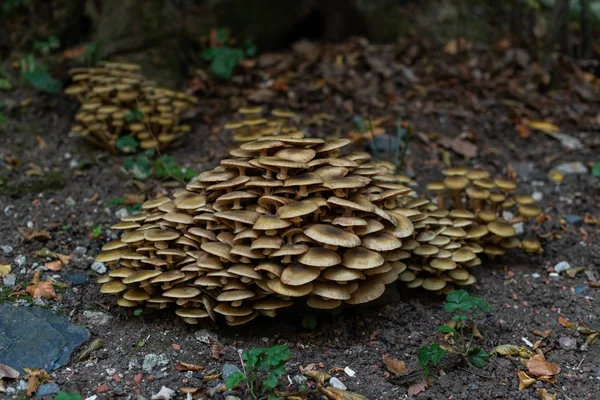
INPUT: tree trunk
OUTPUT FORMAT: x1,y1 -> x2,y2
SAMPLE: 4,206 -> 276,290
580,0 -> 593,58
543,0 -> 570,72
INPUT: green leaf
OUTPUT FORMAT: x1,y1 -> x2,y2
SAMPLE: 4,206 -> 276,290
471,297 -> 492,312
301,314 -> 318,330
225,371 -> 246,389
91,226 -> 102,237
267,394 -> 284,400
53,392 -> 82,400
106,197 -> 126,207
133,308 -> 143,316
0,78 -> 11,90
437,325 -> 457,334
125,108 -> 143,122
467,347 -> 489,368
124,155 -> 151,180
262,373 -> 279,390
417,346 -> 431,367
429,343 -> 447,365
216,28 -> 229,44
593,162 -> 600,178
116,136 -> 139,153
26,70 -> 62,93
444,289 -> 474,313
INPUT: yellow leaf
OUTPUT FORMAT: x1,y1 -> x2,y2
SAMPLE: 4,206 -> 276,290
548,170 -> 563,182
303,370 -> 331,384
536,388 -> 557,400
382,354 -> 408,376
56,253 -> 71,265
26,281 -> 57,299
527,121 -> 560,133
0,264 -> 10,278
44,260 -> 63,271
517,371 -> 536,391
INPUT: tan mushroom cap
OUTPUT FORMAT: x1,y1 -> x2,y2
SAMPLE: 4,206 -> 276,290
253,215 -> 292,231
100,280 -> 127,294
176,308 -> 210,318
361,232 -> 401,251
305,224 -> 361,248
451,248 -> 476,263
443,176 -> 469,190
297,247 -> 341,267
163,287 -> 202,298
311,282 -> 352,300
95,249 -> 125,263
422,277 -> 447,291
267,279 -> 314,297
123,288 -> 150,301
281,263 -> 321,286
117,297 -> 139,307
346,280 -> 386,305
323,266 -> 365,282
518,205 -> 542,219
217,290 -> 255,302
494,179 -> 517,191
487,220 -> 516,237
122,269 -> 163,284
307,296 -> 342,309
214,303 -> 254,317
277,200 -> 319,219
521,237 -> 542,253
430,258 -> 457,271
342,247 -> 385,270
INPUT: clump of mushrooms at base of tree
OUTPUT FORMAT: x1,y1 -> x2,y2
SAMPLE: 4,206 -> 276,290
64,61 -> 197,153
222,107 -> 300,143
95,133 -> 544,325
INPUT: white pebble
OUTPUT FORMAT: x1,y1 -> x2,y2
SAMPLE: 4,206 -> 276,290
91,262 -> 107,275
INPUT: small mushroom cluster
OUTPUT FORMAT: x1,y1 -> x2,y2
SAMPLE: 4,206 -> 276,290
425,167 -> 543,257
223,107 -> 299,143
95,134 -> 542,324
64,61 -> 197,152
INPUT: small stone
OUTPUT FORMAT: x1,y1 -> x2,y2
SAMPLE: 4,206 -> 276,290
329,377 -> 347,390
36,382 -> 60,397
65,197 -> 76,207
532,191 -> 543,202
3,273 -> 16,287
343,367 -> 355,377
194,329 -> 216,344
84,396 -> 98,400
14,255 -> 27,268
4,205 -> 14,217
83,311 -> 112,326
261,337 -> 269,343
291,374 -> 307,385
221,363 -> 242,380
566,215 -> 584,227
531,273 -> 541,279
115,208 -> 130,219
553,162 -> 588,175
16,380 -> 28,391
151,386 -> 175,400
554,261 -> 570,273
513,222 -> 524,236
1,245 -> 13,255
574,286 -> 589,295
75,246 -> 87,256
91,262 -> 107,275
106,368 -> 117,376
143,353 -> 170,373
502,211 -> 515,220
225,396 -> 242,400
559,336 -> 577,350
26,221 -> 34,229
64,272 -> 89,286
33,298 -> 46,307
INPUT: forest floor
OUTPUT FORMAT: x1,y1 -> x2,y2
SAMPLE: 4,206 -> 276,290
1,38 -> 599,400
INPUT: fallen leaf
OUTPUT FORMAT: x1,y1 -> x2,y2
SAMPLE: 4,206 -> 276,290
0,264 -> 10,278
35,136 -> 48,149
124,193 -> 146,204
547,170 -> 563,182
202,372 -> 222,382
87,193 -> 99,203
443,38 -> 472,54
151,386 -> 175,400
584,214 -> 600,225
558,317 -> 598,335
56,253 -> 71,265
175,361 -> 204,372
44,260 -> 63,271
532,330 -> 552,339
17,228 -> 51,242
565,267 -> 586,278
517,371 -> 536,391
23,368 -> 50,396
26,281 -> 57,299
536,388 -> 557,400
382,354 -> 408,376
209,337 -> 221,360
303,370 -> 330,384
437,136 -> 478,159
318,385 -> 368,400
526,353 -> 561,377
527,120 -> 560,133
94,383 -> 110,393
0,363 -> 19,379
490,344 -> 535,358
179,387 -> 200,394
407,381 -> 428,396
516,123 -> 531,139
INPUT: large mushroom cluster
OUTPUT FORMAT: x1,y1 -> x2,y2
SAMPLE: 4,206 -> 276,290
64,61 -> 197,152
95,133 -> 542,325
222,106 -> 299,143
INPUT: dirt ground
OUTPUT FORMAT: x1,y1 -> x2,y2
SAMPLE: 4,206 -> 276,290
1,39 -> 599,400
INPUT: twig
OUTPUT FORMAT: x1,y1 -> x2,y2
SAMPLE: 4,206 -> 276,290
396,121 -> 411,173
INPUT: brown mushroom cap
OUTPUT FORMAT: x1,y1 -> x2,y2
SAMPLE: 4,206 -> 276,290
297,247 -> 341,267
342,247 -> 385,270
346,280 -> 386,304
281,263 -> 321,286
305,224 -> 361,248
487,220 -> 516,238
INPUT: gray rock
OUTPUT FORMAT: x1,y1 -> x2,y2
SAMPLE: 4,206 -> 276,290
65,197 -> 76,207
33,298 -> 46,307
91,262 -> 107,275
512,162 -> 535,180
329,377 -> 347,390
83,311 -> 112,326
64,272 -> 89,286
513,222 -> 524,236
14,255 -> 27,268
291,374 -> 307,385
221,363 -> 242,380
36,382 -> 60,397
225,396 -> 242,400
0,304 -> 90,374
4,205 -> 15,217
16,379 -> 27,391
142,353 -> 170,373
566,215 -> 584,227
194,329 -> 216,344
531,273 -> 541,279
1,245 -> 13,255
532,191 -> 543,202
553,162 -> 588,175
3,273 -> 16,287
559,336 -> 577,350
75,246 -> 88,256
554,261 -> 570,273
115,208 -> 130,219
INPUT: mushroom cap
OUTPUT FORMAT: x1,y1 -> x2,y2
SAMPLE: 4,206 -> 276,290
163,287 -> 202,298
275,148 -> 316,163
443,176 -> 469,190
216,289 -> 255,302
346,280 -> 386,305
281,263 -> 321,286
123,288 -> 150,301
307,296 -> 342,309
487,220 -> 516,238
361,232 -> 401,251
267,279 -> 314,297
253,297 -> 294,310
277,200 -> 319,219
430,258 -> 457,271
100,280 -> 127,294
422,277 -> 447,291
342,247 -> 385,270
451,248 -> 476,263
305,224 -> 361,248
122,270 -> 162,284
297,247 -> 341,267
311,282 -> 353,300
253,215 -> 292,231
494,179 -> 517,191
521,237 -> 542,253
323,266 -> 365,282
518,205 -> 542,219
214,303 -> 253,316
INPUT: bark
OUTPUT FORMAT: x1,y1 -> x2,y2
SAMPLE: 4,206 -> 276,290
580,0 -> 593,59
542,0 -> 570,72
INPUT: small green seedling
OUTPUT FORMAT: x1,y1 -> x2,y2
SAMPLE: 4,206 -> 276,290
91,226 -> 103,238
53,392 -> 82,400
201,28 -> 256,80
225,344 -> 290,400
418,289 -> 491,379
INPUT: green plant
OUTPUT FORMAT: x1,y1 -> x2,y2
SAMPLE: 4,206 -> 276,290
74,42 -> 101,67
91,226 -> 103,238
225,345 -> 290,400
418,290 -> 492,379
592,162 -> 600,178
201,28 -> 256,80
33,36 -> 60,56
17,40 -> 62,93
123,150 -> 196,182
53,392 -> 82,400
301,314 -> 318,330
1,0 -> 32,12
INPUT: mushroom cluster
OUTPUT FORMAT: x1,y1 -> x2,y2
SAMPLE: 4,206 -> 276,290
223,107 -> 299,143
95,134 -> 542,324
64,61 -> 197,152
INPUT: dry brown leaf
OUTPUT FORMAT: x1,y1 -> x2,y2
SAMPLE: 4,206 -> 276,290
209,337 -> 221,360
303,370 -> 331,384
516,123 -> 531,139
31,270 -> 41,285
202,372 -> 222,382
0,363 -> 19,380
536,388 -> 557,400
26,281 -> 57,299
437,136 -> 478,159
558,317 -> 598,335
407,381 -> 428,396
382,354 -> 408,376
179,388 -> 200,394
318,385 -> 367,400
17,227 -> 51,242
443,38 -> 472,54
0,264 -> 10,278
35,136 -> 48,149
526,354 -> 561,377
517,371 -> 536,391
124,193 -> 146,204
527,121 -> 560,133
584,214 -> 600,225
175,361 -> 204,372
532,329 -> 552,338
56,253 -> 71,265
23,368 -> 50,396
44,260 -> 63,271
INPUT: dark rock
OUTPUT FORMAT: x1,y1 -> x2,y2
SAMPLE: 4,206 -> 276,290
566,214 -> 584,227
36,382 -> 60,397
64,272 -> 89,286
0,304 -> 90,374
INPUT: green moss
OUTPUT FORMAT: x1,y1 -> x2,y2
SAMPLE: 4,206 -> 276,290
0,170 -> 67,198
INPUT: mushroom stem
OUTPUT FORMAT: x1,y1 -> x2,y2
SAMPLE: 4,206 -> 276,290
453,190 -> 462,209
